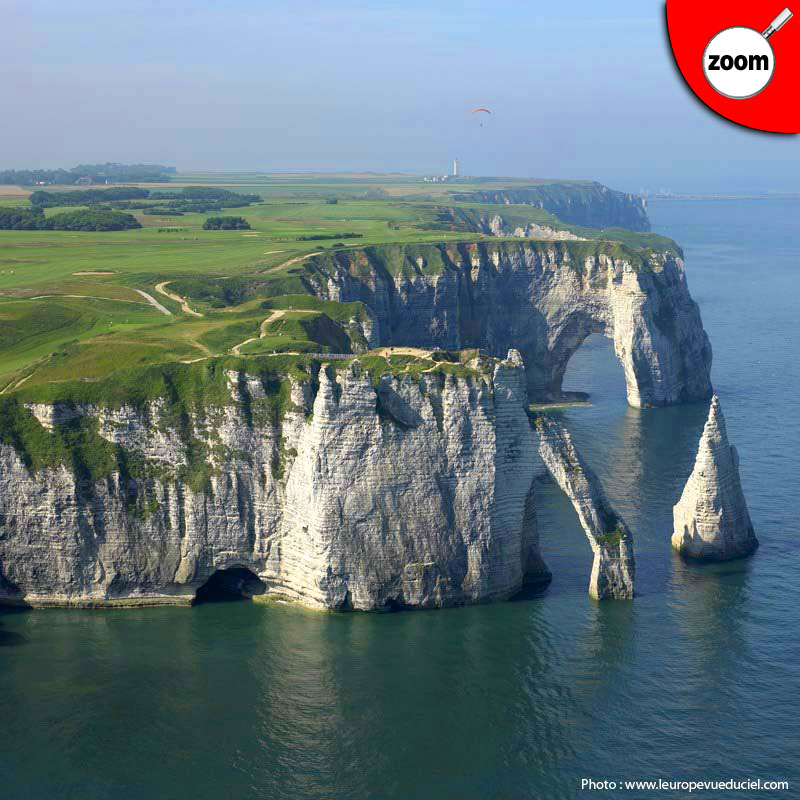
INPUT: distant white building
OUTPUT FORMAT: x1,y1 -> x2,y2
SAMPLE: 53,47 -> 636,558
452,158 -> 459,177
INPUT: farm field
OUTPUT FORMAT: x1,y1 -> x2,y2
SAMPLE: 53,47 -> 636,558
0,173 -> 662,395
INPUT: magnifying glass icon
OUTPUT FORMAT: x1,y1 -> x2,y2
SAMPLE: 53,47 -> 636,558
703,7 -> 793,99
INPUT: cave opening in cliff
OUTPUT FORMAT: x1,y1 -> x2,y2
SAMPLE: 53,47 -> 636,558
194,568 -> 266,604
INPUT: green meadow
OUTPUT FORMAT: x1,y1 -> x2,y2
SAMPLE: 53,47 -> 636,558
0,174 -> 668,397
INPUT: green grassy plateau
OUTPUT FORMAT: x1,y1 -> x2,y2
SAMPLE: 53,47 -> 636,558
0,173 -> 672,403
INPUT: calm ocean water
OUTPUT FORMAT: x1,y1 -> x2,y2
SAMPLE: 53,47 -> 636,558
1,199 -> 798,800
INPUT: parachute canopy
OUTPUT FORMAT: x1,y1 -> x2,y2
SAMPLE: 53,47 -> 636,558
472,107 -> 491,128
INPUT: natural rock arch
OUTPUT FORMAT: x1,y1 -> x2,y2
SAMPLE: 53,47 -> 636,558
549,328 -> 629,404
307,242 -> 712,408
521,312 -> 607,404
534,416 -> 635,599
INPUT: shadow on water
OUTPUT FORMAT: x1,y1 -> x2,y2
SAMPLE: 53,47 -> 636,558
237,596 -> 579,800
193,567 -> 266,604
564,602 -> 638,753
584,600 -> 636,670
0,606 -> 29,646
510,579 -> 552,603
669,552 -> 753,658
667,551 -> 760,706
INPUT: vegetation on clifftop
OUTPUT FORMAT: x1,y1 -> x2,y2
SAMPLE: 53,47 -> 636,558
300,237 -> 673,284
0,173 -> 675,393
0,347 -> 500,487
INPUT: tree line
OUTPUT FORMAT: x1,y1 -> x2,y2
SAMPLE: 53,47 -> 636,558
29,186 -> 261,215
0,207 -> 141,231
0,163 -> 175,185
203,216 -> 251,230
294,232 -> 363,241
30,188 -> 150,207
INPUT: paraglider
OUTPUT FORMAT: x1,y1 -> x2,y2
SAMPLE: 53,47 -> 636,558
472,108 -> 491,127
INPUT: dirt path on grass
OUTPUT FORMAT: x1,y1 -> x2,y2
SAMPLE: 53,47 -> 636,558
230,309 -> 316,355
372,346 -> 461,375
263,252 -> 322,275
155,281 -> 203,317
373,347 -> 434,359
0,374 -> 32,395
72,271 -> 116,276
135,290 -> 172,316
31,294 -> 145,305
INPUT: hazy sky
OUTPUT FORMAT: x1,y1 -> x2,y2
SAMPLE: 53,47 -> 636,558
3,0 -> 797,192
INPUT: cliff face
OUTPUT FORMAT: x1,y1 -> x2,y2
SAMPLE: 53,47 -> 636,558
672,396 -> 758,561
450,182 -> 650,231
535,416 -> 635,599
0,352 -> 551,609
486,214 -> 586,241
306,241 -> 712,408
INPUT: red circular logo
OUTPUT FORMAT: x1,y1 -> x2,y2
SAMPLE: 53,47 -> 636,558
667,1 -> 799,132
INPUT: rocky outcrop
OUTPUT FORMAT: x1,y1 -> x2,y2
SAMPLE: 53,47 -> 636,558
672,396 -> 758,561
535,416 -> 635,599
0,352 -> 551,609
304,241 -> 712,408
486,214 -> 586,241
450,182 -> 650,231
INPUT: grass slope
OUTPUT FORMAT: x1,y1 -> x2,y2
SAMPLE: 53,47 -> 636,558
0,173 -> 671,391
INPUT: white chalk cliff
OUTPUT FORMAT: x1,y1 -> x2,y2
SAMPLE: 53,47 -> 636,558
672,395 -> 757,561
535,416 -> 635,599
0,213 -> 724,609
486,214 -> 587,241
305,240 -> 713,408
0,352 -> 554,609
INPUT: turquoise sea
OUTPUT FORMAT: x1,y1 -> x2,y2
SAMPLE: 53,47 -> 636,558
1,198 -> 798,799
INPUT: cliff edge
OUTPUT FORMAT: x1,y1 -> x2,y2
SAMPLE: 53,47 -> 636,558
450,182 -> 650,232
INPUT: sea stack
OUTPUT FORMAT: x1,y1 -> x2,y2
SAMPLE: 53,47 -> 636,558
535,416 -> 635,599
672,395 -> 758,561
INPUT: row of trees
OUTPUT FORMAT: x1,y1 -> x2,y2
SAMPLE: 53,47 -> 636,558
30,188 -> 150,207
153,187 -> 260,202
151,188 -> 261,212
295,232 -> 362,241
73,163 -> 176,180
29,186 -> 261,215
155,200 -> 253,213
0,163 -> 175,185
203,216 -> 251,230
0,207 -> 141,231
